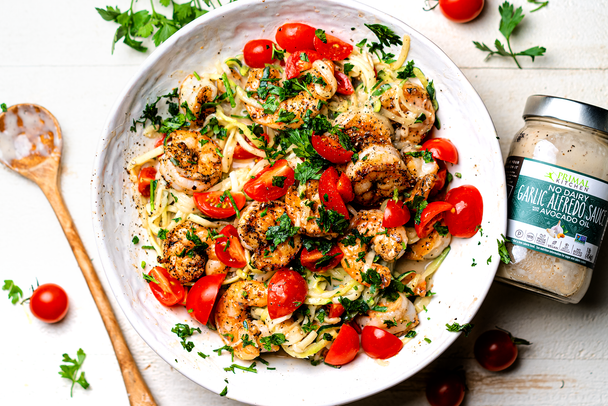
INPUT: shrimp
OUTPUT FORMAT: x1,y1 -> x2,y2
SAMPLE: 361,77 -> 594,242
404,228 -> 452,261
380,82 -> 435,145
333,109 -> 394,150
357,292 -> 418,336
341,144 -> 412,206
158,221 -> 216,283
237,201 -> 302,272
158,130 -> 222,193
215,280 -> 277,360
244,60 -> 337,130
284,179 -> 338,238
179,74 -> 218,126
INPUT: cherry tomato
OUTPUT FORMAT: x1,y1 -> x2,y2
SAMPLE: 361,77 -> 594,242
415,201 -> 453,239
311,134 -> 353,164
29,283 -> 69,323
268,269 -> 308,319
313,33 -> 353,61
383,199 -> 411,228
215,225 -> 247,268
147,266 -> 186,307
327,303 -> 345,318
439,0 -> 485,23
154,134 -> 167,149
318,167 -> 349,218
193,191 -> 246,219
361,326 -> 403,359
336,173 -> 354,203
426,371 -> 466,406
233,132 -> 269,160
284,50 -> 322,79
422,138 -> 459,164
300,245 -> 344,272
431,161 -> 448,196
243,159 -> 295,201
276,23 -> 316,52
243,39 -> 278,68
335,71 -> 354,95
474,329 -> 521,371
137,167 -> 157,197
325,324 -> 360,366
444,185 -> 483,238
186,273 -> 226,325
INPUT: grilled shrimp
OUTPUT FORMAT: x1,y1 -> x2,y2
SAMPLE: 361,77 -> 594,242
244,60 -> 337,130
333,110 -> 393,150
215,280 -> 277,360
179,74 -> 218,126
158,221 -> 215,283
158,130 -> 222,193
380,82 -> 435,145
237,201 -> 302,272
284,179 -> 338,238
341,144 -> 412,206
357,292 -> 418,336
404,228 -> 452,261
350,210 -> 407,261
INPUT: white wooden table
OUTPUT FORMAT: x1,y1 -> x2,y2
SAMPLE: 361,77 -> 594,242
1,0 -> 607,405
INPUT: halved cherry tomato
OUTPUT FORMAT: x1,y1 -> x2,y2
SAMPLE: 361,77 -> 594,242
361,326 -> 404,359
233,132 -> 269,160
215,225 -> 247,268
243,159 -> 295,201
422,138 -> 459,164
415,201 -> 453,239
336,173 -> 354,203
383,199 -> 411,228
319,167 -> 349,218
137,167 -> 157,197
193,191 -> 246,219
154,134 -> 167,149
148,266 -> 186,307
431,161 -> 448,196
313,33 -> 353,61
312,134 -> 353,164
444,185 -> 483,238
29,283 -> 69,323
285,50 -> 322,79
276,23 -> 317,52
325,324 -> 360,366
186,273 -> 226,325
268,269 -> 308,319
335,71 -> 354,95
300,245 -> 344,272
243,39 -> 278,68
439,0 -> 485,24
327,303 -> 345,318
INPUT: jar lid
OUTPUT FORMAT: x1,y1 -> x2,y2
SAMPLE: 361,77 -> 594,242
523,95 -> 608,134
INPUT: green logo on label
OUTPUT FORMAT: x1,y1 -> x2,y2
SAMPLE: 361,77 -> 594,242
545,171 -> 556,182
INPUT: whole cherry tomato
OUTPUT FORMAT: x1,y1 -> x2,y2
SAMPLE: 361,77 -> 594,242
325,324 -> 360,366
147,266 -> 186,307
215,225 -> 247,268
336,173 -> 354,203
421,138 -> 459,164
137,167 -> 157,197
415,201 -> 453,239
426,371 -> 466,406
335,71 -> 354,95
194,191 -> 246,219
474,329 -> 530,371
383,199 -> 411,228
439,0 -> 485,23
29,283 -> 69,323
268,269 -> 308,319
233,133 -> 269,160
186,273 -> 226,325
327,303 -> 345,318
313,33 -> 353,61
300,245 -> 344,272
243,39 -> 278,68
312,134 -> 353,164
275,23 -> 316,52
361,326 -> 403,359
318,167 -> 350,218
443,185 -> 483,238
243,159 -> 295,201
284,50 -> 322,79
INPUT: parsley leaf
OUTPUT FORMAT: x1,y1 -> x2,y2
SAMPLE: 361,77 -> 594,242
404,330 -> 417,338
315,29 -> 327,43
58,349 -> 90,397
266,213 -> 300,250
339,297 -> 370,322
2,280 -> 23,304
316,206 -> 349,234
1,103 -> 7,112
446,322 -> 474,337
260,333 -> 287,351
497,234 -> 511,264
294,160 -> 324,184
528,0 -> 549,12
142,273 -> 159,284
343,63 -> 354,75
396,60 -> 416,79
433,223 -> 449,236
171,323 -> 201,353
272,176 -> 287,188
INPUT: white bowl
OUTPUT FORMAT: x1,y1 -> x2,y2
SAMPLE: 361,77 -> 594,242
92,0 -> 506,404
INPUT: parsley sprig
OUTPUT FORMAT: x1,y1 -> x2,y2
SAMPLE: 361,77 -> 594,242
59,349 -> 90,397
2,280 -> 23,304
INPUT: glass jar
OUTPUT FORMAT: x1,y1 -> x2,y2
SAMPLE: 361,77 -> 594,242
496,95 -> 608,304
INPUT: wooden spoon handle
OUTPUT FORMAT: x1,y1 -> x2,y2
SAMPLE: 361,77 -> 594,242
40,182 -> 157,406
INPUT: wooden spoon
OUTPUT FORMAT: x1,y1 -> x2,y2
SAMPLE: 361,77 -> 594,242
0,104 -> 156,406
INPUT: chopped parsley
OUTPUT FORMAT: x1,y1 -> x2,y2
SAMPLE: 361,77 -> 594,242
433,223 -> 449,236
404,330 -> 417,338
316,206 -> 349,234
271,175 -> 287,188
142,273 -> 159,284
314,29 -> 327,43
260,333 -> 287,351
171,323 -> 201,352
266,213 -> 300,250
446,322 -> 474,337
497,234 -> 511,264
132,236 -> 139,244
224,362 -> 258,374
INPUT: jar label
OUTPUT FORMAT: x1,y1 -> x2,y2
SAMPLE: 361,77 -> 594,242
505,156 -> 608,268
